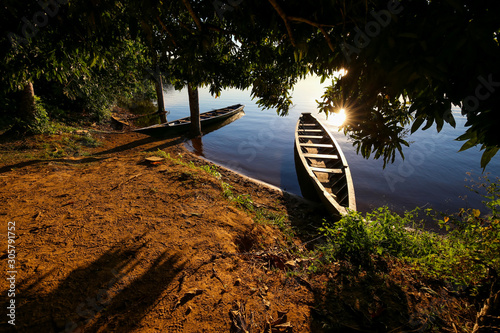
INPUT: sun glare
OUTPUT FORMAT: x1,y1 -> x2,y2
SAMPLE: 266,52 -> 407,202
337,68 -> 348,77
328,108 -> 347,127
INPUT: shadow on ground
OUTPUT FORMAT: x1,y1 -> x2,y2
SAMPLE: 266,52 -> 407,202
2,234 -> 184,333
309,263 -> 411,332
0,132 -> 186,175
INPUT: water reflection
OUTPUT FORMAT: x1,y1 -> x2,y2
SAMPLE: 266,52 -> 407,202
190,137 -> 203,155
171,77 -> 499,216
188,111 -> 246,156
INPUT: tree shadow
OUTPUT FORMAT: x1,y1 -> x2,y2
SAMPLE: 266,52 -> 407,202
0,157 -> 110,174
90,135 -> 185,157
3,234 -> 184,333
141,137 -> 190,155
0,133 -> 186,174
309,263 -> 412,332
279,191 -> 333,248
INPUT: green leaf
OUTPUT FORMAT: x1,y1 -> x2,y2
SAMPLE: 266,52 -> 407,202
458,138 -> 478,152
91,56 -> 98,68
456,131 -> 475,142
422,118 -> 434,131
435,115 -> 444,133
411,117 -> 425,133
480,147 -> 499,169
445,112 -> 456,128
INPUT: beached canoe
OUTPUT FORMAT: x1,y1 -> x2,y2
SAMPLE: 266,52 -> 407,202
134,104 -> 245,136
294,112 -> 356,217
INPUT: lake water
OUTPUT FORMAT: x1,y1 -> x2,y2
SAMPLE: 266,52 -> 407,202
162,77 -> 500,216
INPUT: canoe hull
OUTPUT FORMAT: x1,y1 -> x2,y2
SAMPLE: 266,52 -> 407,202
134,104 -> 245,136
294,112 -> 356,217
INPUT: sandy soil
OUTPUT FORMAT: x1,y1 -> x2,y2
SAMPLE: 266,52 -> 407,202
0,127 -> 478,332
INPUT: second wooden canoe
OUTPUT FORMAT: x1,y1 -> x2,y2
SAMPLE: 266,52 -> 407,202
134,104 -> 245,136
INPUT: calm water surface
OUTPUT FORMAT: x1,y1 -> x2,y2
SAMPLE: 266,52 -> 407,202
162,77 -> 500,215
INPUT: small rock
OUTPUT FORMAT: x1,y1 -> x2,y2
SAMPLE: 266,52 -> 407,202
74,129 -> 89,135
234,278 -> 242,286
145,156 -> 165,162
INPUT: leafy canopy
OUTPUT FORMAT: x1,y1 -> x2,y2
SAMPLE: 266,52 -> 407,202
2,0 -> 499,167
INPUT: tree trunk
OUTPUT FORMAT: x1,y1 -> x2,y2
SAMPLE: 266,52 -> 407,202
187,83 -> 201,136
9,81 -> 38,135
19,81 -> 36,123
155,74 -> 167,123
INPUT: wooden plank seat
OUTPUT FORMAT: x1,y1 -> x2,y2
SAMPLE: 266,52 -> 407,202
298,135 -> 324,139
310,166 -> 343,174
299,143 -> 334,148
303,153 -> 339,159
299,129 -> 323,132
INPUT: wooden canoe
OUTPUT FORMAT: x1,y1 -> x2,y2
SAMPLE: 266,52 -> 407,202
294,112 -> 356,217
134,104 -> 245,136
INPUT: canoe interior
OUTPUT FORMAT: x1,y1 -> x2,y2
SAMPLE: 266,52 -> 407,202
134,104 -> 244,136
168,105 -> 243,126
296,113 -> 354,211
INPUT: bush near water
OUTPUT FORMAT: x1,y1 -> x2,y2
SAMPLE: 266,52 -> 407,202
318,175 -> 500,291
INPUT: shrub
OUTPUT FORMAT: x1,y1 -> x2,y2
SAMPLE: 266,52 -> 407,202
318,176 -> 500,288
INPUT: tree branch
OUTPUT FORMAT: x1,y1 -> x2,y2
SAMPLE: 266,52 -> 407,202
288,16 -> 339,28
156,16 -> 177,47
179,21 -> 195,33
267,3 -> 339,52
319,26 -> 336,53
288,16 -> 337,53
267,0 -> 296,46
181,0 -> 203,32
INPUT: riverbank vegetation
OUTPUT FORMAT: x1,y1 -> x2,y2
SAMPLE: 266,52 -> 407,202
318,179 -> 499,286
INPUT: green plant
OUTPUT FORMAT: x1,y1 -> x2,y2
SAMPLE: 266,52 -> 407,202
222,182 -> 234,199
365,207 -> 425,258
318,182 -> 500,288
319,211 -> 372,265
255,209 -> 286,227
199,164 -> 222,179
12,95 -> 52,135
422,176 -> 500,285
149,149 -> 224,186
222,185 -> 254,211
72,134 -> 101,148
